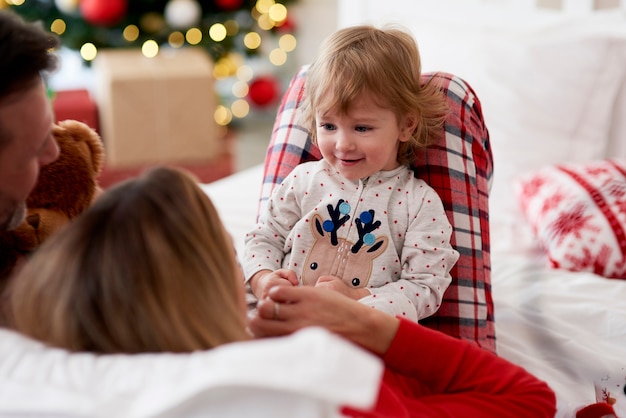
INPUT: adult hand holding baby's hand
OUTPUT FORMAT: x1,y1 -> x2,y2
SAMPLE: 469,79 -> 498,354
249,286 -> 399,356
249,268 -> 299,300
315,275 -> 370,301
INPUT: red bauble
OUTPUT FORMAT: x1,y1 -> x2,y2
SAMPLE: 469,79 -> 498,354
215,0 -> 244,11
248,76 -> 280,108
80,0 -> 127,26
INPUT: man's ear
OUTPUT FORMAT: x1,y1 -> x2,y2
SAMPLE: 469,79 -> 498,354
399,113 -> 419,142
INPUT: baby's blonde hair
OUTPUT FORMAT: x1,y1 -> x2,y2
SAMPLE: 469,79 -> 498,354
301,25 -> 448,165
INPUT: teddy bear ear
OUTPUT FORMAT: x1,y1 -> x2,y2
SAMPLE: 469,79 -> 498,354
54,120 -> 105,176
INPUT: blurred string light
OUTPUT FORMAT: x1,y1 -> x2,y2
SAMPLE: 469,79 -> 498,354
80,42 -> 97,61
168,31 -> 185,48
123,25 -> 140,42
9,0 -> 297,125
185,27 -> 202,45
214,105 -> 232,126
231,98 -> 250,118
50,18 -> 66,35
232,80 -> 249,98
237,65 -> 254,82
209,23 -> 227,42
31,0 -> 294,61
243,32 -> 262,50
141,40 -> 159,58
214,0 -> 297,123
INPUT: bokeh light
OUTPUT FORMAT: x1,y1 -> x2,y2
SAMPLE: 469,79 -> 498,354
79,43 -> 97,61
141,40 -> 159,58
185,27 -> 202,44
50,19 -> 66,35
213,54 -> 241,79
268,3 -> 287,23
123,25 -> 140,42
257,13 -> 274,30
209,23 -> 227,42
168,31 -> 185,48
140,12 -> 164,33
231,98 -> 250,118
279,33 -> 296,51
243,32 -> 261,50
269,48 -> 287,66
224,19 -> 239,36
236,65 -> 254,82
255,0 -> 275,14
214,105 -> 233,126
232,80 -> 249,98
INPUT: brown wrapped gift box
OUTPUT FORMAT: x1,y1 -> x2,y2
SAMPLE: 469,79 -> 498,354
93,48 -> 220,167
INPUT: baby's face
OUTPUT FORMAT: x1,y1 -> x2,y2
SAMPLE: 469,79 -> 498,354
315,93 -> 411,181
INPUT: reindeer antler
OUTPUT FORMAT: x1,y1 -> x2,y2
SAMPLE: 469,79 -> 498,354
316,199 -> 351,246
352,210 -> 382,253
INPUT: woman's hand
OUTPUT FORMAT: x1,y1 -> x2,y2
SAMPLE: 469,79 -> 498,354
248,285 -> 400,356
248,268 -> 299,300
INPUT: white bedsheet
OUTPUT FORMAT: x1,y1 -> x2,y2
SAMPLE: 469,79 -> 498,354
493,250 -> 626,416
201,164 -> 626,417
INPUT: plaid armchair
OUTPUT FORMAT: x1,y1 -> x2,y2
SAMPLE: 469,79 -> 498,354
259,66 -> 496,353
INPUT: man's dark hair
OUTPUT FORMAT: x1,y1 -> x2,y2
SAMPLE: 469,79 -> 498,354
0,10 -> 60,101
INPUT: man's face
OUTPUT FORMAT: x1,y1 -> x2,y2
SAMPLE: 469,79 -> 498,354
0,78 -> 59,231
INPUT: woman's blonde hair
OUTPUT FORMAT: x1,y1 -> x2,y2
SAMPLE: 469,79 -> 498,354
5,166 -> 249,353
301,25 -> 448,165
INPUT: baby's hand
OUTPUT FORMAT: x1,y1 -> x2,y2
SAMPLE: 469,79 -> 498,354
315,275 -> 370,300
250,269 -> 299,300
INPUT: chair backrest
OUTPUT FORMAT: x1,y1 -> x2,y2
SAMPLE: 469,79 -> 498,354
260,66 -> 495,353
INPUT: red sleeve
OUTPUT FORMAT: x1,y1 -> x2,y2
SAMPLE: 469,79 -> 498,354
380,318 -> 556,417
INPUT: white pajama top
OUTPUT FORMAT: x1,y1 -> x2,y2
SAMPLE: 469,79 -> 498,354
243,159 -> 459,321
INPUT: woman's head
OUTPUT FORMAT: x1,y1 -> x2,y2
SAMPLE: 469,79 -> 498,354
6,166 -> 249,353
301,25 -> 447,166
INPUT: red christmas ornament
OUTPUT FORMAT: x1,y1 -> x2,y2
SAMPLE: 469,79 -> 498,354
80,0 -> 128,26
248,76 -> 280,108
215,0 -> 244,11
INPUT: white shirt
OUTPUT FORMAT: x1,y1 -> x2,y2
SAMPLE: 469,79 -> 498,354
244,160 -> 459,321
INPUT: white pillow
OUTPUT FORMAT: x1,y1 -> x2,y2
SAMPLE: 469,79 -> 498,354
480,13 -> 626,228
0,327 -> 382,417
485,22 -> 626,166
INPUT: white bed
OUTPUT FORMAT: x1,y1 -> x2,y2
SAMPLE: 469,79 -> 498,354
201,3 -> 626,416
201,163 -> 626,417
0,2 -> 624,417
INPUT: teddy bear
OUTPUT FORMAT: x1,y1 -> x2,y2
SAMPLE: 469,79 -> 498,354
0,119 -> 105,286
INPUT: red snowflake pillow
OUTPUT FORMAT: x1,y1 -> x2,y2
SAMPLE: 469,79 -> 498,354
514,159 -> 626,278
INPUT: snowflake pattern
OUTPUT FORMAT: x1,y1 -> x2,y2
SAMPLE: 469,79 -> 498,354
563,243 -> 611,276
547,202 -> 599,246
516,158 -> 626,278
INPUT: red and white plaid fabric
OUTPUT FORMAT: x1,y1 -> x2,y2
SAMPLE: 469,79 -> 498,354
259,66 -> 496,352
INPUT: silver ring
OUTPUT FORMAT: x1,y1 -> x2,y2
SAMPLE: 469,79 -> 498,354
273,302 -> 280,320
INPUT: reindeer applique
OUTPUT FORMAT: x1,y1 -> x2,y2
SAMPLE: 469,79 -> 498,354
301,199 -> 388,287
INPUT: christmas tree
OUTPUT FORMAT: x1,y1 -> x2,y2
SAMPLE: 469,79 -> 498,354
5,0 -> 299,125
